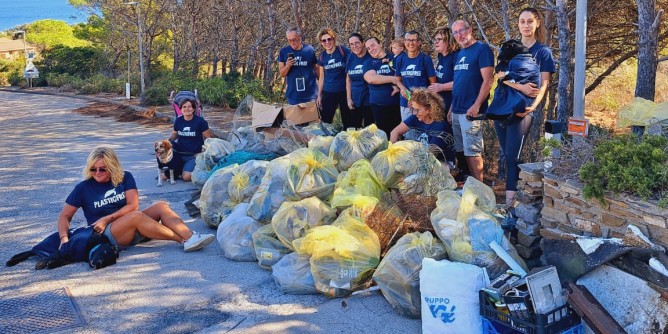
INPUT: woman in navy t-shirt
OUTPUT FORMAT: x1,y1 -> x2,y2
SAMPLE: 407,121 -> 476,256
57,147 -> 215,252
346,33 -> 372,128
363,37 -> 402,137
494,7 -> 556,205
167,99 -> 215,182
316,28 -> 352,128
390,88 -> 456,165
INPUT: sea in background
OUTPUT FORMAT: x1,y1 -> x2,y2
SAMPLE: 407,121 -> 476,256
0,0 -> 88,32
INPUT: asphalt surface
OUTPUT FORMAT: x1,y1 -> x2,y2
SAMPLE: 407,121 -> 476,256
0,91 -> 421,333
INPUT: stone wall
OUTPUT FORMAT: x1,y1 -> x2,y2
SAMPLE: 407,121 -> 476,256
539,174 -> 668,248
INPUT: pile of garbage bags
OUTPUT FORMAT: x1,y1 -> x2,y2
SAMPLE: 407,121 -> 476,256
194,123 -> 524,315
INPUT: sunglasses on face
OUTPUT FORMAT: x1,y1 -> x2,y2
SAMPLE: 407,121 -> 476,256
321,37 -> 333,43
90,167 -> 108,173
405,38 -> 419,43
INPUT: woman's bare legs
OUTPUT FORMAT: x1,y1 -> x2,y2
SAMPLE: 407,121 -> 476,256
109,211 -> 184,246
141,201 -> 193,241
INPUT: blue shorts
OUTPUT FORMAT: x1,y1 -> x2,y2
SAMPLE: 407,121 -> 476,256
104,223 -> 144,249
182,155 -> 196,172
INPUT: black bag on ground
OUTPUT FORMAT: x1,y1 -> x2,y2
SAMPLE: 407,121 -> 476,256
6,227 -> 119,270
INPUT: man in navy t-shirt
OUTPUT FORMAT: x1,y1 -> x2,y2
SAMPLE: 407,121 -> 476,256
278,27 -> 318,105
395,31 -> 437,120
448,20 -> 494,182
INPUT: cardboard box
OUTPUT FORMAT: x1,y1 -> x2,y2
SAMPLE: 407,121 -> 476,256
251,101 -> 320,128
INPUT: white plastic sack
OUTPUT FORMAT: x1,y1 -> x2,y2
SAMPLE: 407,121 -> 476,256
200,164 -> 239,228
252,224 -> 291,269
247,155 -> 291,223
216,203 -> 261,261
271,252 -> 319,295
308,135 -> 334,156
420,258 -> 487,334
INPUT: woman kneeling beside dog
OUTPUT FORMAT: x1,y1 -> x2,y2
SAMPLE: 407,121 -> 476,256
58,146 -> 214,253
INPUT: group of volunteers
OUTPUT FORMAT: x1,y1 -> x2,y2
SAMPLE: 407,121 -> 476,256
278,7 -> 554,206
35,8 -> 553,265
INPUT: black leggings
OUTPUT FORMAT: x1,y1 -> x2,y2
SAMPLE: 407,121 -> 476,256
494,114 -> 532,191
370,104 -> 402,138
320,90 -> 353,129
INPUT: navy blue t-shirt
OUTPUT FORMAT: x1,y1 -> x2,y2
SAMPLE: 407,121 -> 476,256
529,42 -> 556,74
278,44 -> 318,104
173,115 -> 209,154
403,115 -> 450,155
66,171 -> 137,225
395,52 -> 436,107
346,51 -> 372,107
435,51 -> 458,112
317,46 -> 351,93
364,54 -> 400,106
451,41 -> 494,114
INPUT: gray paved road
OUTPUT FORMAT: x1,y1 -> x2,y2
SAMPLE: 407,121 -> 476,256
0,91 -> 420,333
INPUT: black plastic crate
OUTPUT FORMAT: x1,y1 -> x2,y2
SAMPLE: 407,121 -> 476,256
479,291 -> 581,334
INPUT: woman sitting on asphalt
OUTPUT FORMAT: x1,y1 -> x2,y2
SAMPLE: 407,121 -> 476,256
167,98 -> 215,182
390,88 -> 455,166
57,146 -> 215,252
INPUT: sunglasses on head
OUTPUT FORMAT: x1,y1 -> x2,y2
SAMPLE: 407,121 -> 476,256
321,37 -> 333,43
90,167 -> 108,173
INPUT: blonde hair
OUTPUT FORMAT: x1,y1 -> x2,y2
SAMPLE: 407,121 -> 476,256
317,28 -> 337,42
410,88 -> 445,122
391,38 -> 405,48
84,146 -> 125,187
432,26 -> 460,54
520,7 -> 547,44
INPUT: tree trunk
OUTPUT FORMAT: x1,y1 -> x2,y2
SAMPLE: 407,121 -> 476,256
393,0 -> 405,40
635,0 -> 661,101
265,0 -> 277,90
556,0 -> 572,123
383,5 -> 393,49
290,0 -> 304,32
211,56 -> 219,78
231,24 -> 240,73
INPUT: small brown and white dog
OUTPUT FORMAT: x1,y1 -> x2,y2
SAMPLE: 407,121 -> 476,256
154,140 -> 178,186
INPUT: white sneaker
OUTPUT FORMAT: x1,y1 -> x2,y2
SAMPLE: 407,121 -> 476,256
183,232 -> 215,252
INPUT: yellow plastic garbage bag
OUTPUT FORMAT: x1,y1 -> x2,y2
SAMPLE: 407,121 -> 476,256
430,190 -> 461,223
293,212 -> 381,298
329,124 -> 388,171
285,148 -> 339,201
229,160 -> 268,203
330,160 -> 387,216
271,196 -> 337,250
371,141 -> 457,195
199,164 -> 239,228
617,97 -> 668,128
373,232 -> 447,318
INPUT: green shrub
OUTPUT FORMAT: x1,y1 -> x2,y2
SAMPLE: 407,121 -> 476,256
579,134 -> 668,203
8,70 -> 24,86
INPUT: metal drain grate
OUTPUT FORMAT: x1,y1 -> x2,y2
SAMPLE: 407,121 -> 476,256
0,287 -> 86,334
